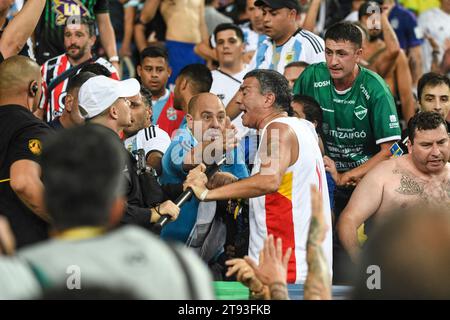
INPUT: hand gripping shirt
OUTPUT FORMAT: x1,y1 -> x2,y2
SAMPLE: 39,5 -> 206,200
293,63 -> 401,172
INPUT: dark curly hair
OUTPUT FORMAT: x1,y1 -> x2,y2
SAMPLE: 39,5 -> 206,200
408,111 -> 448,144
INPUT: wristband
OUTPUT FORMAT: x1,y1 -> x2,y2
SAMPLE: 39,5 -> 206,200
199,189 -> 209,201
109,55 -> 120,63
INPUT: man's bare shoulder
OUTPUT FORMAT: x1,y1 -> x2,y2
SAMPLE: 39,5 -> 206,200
367,155 -> 399,176
265,121 -> 296,138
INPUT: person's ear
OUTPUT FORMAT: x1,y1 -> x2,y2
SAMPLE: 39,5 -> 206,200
407,138 -> 413,154
264,92 -> 276,108
355,47 -> 363,63
290,9 -> 297,20
89,34 -> 97,47
29,81 -> 38,97
110,105 -> 119,120
186,113 -> 194,131
137,65 -> 142,78
240,42 -> 245,54
65,94 -> 73,112
180,78 -> 188,92
167,65 -> 172,77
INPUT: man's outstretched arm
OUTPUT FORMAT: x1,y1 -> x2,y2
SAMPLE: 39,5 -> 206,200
185,122 -> 294,200
0,0 -> 46,59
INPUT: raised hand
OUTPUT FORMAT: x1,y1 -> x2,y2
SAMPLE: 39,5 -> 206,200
225,258 -> 267,296
244,235 -> 292,286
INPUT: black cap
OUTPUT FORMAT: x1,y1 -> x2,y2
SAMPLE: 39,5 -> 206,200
254,0 -> 300,12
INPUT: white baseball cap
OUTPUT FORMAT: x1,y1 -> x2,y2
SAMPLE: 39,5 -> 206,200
78,75 -> 141,119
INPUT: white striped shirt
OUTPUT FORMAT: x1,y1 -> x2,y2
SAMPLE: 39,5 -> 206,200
248,29 -> 325,74
239,22 -> 268,53
124,125 -> 171,158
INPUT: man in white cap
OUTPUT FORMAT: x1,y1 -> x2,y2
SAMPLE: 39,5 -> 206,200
79,75 -> 140,135
78,75 -> 181,230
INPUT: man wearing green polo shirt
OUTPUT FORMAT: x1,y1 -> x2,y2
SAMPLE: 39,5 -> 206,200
293,22 -> 401,284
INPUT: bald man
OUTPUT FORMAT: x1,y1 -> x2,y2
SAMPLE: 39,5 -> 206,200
159,92 -> 248,243
0,56 -> 51,248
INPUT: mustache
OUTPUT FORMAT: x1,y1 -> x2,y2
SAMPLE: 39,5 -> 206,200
68,45 -> 80,50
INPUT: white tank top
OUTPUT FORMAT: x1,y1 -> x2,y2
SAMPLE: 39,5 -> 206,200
249,117 -> 333,283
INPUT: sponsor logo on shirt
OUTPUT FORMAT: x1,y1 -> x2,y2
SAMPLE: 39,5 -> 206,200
360,84 -> 371,101
314,80 -> 331,88
354,105 -> 368,120
166,107 -> 178,121
333,98 -> 355,104
389,114 -> 400,129
328,129 -> 367,139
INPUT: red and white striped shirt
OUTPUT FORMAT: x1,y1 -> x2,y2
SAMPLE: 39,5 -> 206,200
38,53 -> 119,122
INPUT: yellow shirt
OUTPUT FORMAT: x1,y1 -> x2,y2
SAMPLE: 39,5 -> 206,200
399,0 -> 440,14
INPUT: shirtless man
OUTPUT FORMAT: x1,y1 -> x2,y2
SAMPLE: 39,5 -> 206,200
359,1 -> 415,124
338,111 -> 450,262
140,0 -> 208,84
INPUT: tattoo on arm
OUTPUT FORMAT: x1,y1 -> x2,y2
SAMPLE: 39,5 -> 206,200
269,282 -> 289,300
304,216 -> 331,300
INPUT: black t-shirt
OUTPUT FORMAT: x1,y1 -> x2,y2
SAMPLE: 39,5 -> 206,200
34,0 -> 109,64
48,116 -> 64,130
0,105 -> 51,248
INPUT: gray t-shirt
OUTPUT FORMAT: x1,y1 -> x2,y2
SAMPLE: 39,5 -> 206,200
0,257 -> 41,299
17,226 -> 215,299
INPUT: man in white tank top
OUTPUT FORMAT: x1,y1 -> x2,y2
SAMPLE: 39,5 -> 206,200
186,69 -> 333,284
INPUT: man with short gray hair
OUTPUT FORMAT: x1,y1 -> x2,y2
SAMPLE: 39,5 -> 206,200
186,69 -> 332,284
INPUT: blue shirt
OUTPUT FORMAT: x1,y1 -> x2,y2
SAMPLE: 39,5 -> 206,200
159,128 -> 249,243
389,5 -> 424,50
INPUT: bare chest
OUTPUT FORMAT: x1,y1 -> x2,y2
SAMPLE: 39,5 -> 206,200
379,169 -> 450,213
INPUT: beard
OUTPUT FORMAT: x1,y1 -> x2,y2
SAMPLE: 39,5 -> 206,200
67,44 -> 88,61
368,32 -> 383,42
